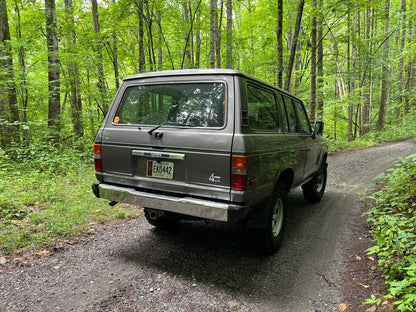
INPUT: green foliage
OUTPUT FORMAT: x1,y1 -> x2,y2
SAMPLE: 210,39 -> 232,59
327,111 -> 416,152
366,154 -> 416,311
0,147 -> 139,256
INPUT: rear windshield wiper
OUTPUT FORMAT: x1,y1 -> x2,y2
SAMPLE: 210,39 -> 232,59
148,121 -> 183,134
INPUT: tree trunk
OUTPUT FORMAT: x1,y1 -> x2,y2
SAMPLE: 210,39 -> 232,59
226,0 -> 232,69
361,7 -> 372,136
64,0 -> 83,138
91,0 -> 109,115
195,8 -> 201,68
156,10 -> 163,71
215,0 -> 223,69
181,1 -> 192,69
376,0 -> 390,132
284,0 -> 305,91
112,0 -> 120,90
15,1 -> 29,144
316,0 -> 324,120
209,0 -> 216,68
404,0 -> 413,114
0,0 -> 19,147
396,0 -> 406,124
276,0 -> 283,88
137,0 -> 146,72
45,0 -> 61,142
348,10 -> 357,141
310,0 -> 317,125
144,0 -> 155,71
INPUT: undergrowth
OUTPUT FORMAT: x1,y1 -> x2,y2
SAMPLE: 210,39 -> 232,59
365,153 -> 416,311
329,115 -> 416,152
0,144 -> 139,256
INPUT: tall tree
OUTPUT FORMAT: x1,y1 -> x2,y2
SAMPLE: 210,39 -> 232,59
348,9 -> 358,141
14,0 -> 28,136
156,9 -> 163,71
284,0 -> 305,91
376,0 -> 390,131
209,0 -> 216,68
404,0 -> 414,114
107,0 -> 120,90
0,0 -> 19,146
226,0 -> 232,69
136,0 -> 146,72
181,1 -> 192,69
215,0 -> 223,69
45,0 -> 61,141
316,0 -> 324,120
310,0 -> 317,124
64,0 -> 83,138
195,8 -> 201,68
276,0 -> 283,88
396,0 -> 406,124
360,7 -> 373,136
91,0 -> 109,115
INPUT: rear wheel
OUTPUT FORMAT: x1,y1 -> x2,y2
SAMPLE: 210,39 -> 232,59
260,184 -> 288,254
302,164 -> 327,203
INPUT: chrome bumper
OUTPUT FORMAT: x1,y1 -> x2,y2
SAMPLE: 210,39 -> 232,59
92,183 -> 248,222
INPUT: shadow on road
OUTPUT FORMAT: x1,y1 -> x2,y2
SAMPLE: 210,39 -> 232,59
114,188 -> 351,306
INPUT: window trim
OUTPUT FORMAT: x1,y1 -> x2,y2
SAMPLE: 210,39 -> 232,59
246,83 -> 280,133
112,81 -> 228,130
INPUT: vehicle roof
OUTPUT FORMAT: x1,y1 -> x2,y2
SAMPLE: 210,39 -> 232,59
123,69 -> 290,96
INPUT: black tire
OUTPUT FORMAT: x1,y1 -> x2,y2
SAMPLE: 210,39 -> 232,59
144,208 -> 179,228
260,184 -> 288,254
302,164 -> 327,203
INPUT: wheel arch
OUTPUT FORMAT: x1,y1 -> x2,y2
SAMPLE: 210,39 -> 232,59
275,168 -> 294,193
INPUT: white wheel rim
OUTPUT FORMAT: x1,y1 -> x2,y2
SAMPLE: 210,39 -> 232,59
316,169 -> 324,193
272,198 -> 284,237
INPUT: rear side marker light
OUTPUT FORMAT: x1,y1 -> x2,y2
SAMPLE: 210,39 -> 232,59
94,144 -> 102,172
232,155 -> 248,191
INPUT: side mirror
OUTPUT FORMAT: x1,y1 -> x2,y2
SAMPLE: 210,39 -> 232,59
314,121 -> 324,136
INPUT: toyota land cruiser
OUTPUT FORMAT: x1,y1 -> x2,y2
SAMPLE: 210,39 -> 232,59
92,69 -> 328,253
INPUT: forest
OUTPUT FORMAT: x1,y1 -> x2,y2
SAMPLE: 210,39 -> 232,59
0,0 -> 415,153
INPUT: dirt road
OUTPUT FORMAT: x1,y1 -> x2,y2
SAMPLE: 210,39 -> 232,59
1,140 -> 415,312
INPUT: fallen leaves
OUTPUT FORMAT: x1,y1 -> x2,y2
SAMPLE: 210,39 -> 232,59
36,250 -> 50,257
338,303 -> 347,311
228,300 -> 239,308
365,305 -> 376,312
357,282 -> 370,288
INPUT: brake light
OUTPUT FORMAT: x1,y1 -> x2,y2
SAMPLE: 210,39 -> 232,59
231,155 -> 248,191
94,144 -> 102,172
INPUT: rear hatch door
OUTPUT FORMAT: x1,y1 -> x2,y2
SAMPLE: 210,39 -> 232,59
99,74 -> 234,202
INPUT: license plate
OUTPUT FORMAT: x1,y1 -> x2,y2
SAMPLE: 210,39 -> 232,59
147,161 -> 174,179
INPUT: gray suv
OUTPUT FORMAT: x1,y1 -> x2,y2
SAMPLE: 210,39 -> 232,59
92,69 -> 328,253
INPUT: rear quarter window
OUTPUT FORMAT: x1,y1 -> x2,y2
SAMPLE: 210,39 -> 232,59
247,84 -> 279,131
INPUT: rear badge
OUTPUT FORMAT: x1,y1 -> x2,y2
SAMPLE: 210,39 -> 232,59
209,173 -> 221,183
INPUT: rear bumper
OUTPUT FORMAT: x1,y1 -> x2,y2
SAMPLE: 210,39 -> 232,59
92,182 -> 249,223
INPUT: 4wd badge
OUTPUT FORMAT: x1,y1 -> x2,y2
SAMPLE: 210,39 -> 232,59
209,173 -> 221,183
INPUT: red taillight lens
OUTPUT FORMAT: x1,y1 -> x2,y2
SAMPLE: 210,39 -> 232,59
232,173 -> 248,191
94,144 -> 102,172
231,155 -> 248,191
94,158 -> 102,172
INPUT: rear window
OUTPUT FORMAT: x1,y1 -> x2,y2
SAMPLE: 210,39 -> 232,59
114,83 -> 226,128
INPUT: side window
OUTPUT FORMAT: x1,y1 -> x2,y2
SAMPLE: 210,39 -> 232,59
247,85 -> 279,131
282,96 -> 298,133
293,100 -> 311,134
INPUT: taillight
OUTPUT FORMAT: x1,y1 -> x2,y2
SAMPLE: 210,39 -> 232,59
94,144 -> 102,172
231,155 -> 248,191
